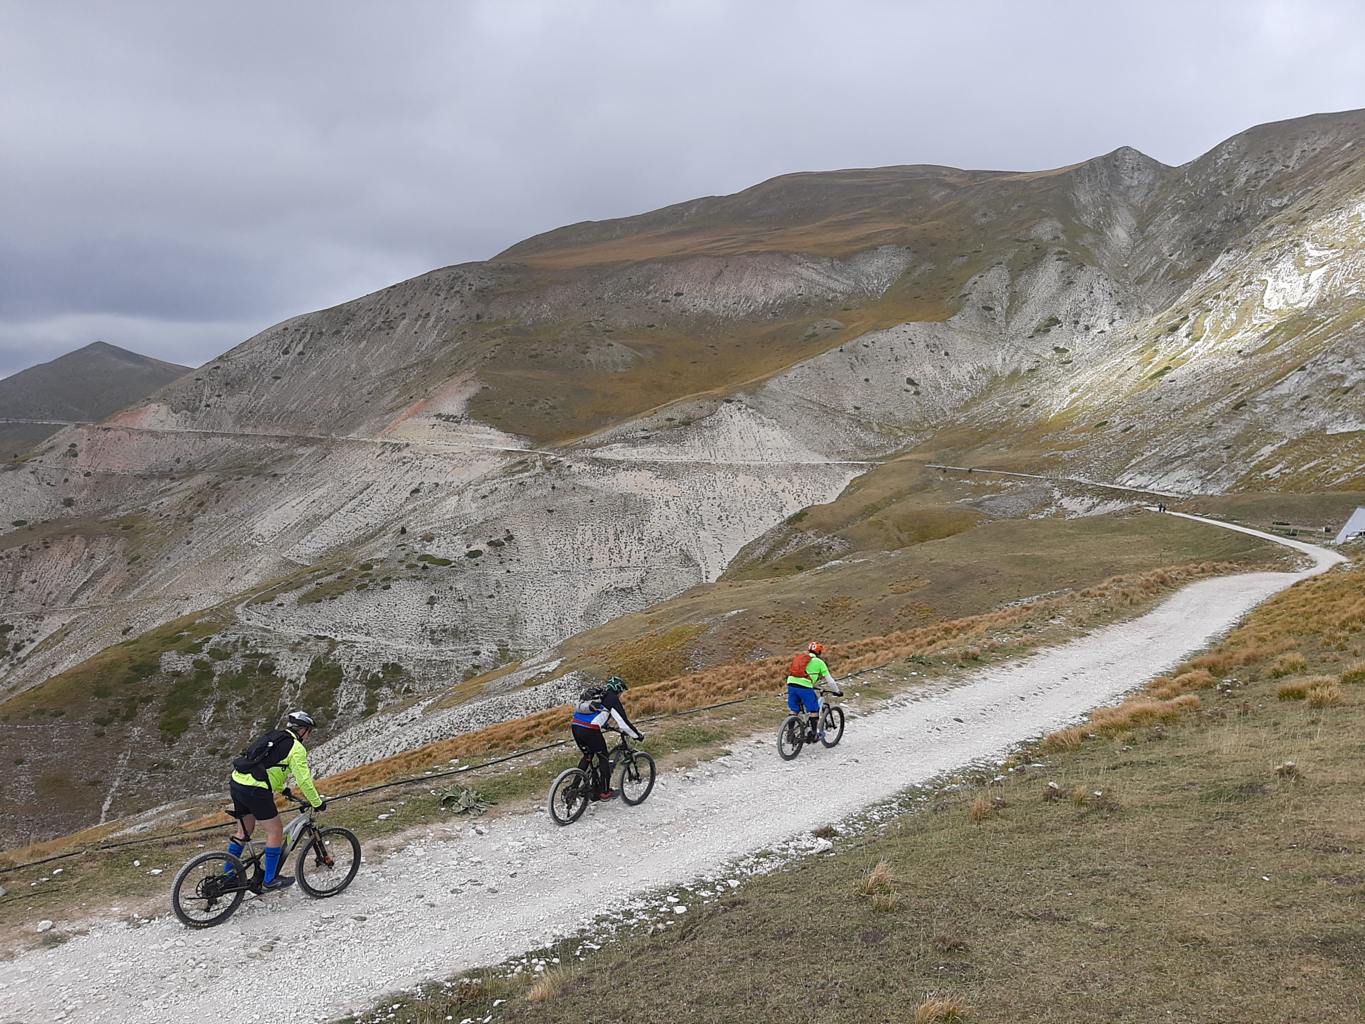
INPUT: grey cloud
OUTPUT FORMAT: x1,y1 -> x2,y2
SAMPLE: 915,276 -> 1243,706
2,0 -> 1363,377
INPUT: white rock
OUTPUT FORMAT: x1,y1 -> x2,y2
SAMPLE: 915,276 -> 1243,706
36,920 -> 53,933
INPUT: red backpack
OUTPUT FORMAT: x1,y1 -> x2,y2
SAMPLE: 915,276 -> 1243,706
788,652 -> 813,678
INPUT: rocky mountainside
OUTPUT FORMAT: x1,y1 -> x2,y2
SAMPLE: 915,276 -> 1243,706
0,342 -> 190,457
2,109 -> 1363,846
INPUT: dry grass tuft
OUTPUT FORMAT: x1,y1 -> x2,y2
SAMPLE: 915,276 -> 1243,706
1073,786 -> 1091,806
1277,680 -> 1311,700
933,934 -> 970,952
1270,653 -> 1309,678
915,996 -> 968,1023
1145,675 -> 1180,699
862,860 -> 895,894
870,891 -> 901,912
1306,680 -> 1343,707
1043,694 -> 1201,751
970,795 -> 1007,821
525,966 -> 571,1002
1339,663 -> 1365,685
1042,781 -> 1063,801
1275,760 -> 1300,779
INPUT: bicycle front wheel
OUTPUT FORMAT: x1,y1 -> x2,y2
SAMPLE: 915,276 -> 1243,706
548,767 -> 590,825
615,751 -> 656,805
296,827 -> 361,897
820,705 -> 845,748
171,851 -> 246,928
777,715 -> 805,760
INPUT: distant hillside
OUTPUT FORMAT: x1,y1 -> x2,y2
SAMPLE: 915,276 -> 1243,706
0,341 -> 190,454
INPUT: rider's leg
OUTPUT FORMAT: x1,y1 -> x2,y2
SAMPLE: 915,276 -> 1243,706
261,813 -> 286,883
226,814 -> 253,874
595,751 -> 615,798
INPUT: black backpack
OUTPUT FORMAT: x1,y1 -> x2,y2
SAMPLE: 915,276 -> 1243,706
574,686 -> 605,715
232,729 -> 294,782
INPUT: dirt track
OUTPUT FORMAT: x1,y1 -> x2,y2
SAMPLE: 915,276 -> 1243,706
0,517 -> 1343,1024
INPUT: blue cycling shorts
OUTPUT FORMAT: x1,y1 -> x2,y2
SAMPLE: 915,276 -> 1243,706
787,684 -> 820,714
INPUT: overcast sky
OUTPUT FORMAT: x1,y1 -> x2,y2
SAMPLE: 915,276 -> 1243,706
2,0 -> 1363,378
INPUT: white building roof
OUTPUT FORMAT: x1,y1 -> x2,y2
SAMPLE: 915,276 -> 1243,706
1334,506 -> 1365,545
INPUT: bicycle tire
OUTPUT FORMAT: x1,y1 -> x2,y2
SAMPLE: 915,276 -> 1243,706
548,767 -> 590,825
615,750 -> 656,805
820,705 -> 845,748
171,851 -> 246,928
777,715 -> 805,760
296,827 -> 362,897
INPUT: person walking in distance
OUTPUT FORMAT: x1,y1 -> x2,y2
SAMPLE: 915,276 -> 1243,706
787,643 -> 841,742
570,676 -> 643,801
228,711 -> 327,890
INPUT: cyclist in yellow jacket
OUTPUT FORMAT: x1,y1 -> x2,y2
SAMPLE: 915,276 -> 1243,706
228,711 -> 326,890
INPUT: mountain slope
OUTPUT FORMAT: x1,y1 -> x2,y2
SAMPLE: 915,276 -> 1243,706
2,108 -> 1364,847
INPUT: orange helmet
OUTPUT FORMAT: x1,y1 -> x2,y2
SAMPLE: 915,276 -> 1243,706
808,642 -> 824,655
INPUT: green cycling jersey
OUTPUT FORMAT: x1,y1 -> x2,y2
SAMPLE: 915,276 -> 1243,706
787,654 -> 831,689
230,728 -> 323,806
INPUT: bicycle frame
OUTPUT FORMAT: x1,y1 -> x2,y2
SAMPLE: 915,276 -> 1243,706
230,799 -> 322,887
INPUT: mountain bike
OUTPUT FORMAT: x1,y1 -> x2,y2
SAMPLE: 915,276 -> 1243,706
777,687 -> 845,760
170,791 -> 362,928
547,728 -> 656,825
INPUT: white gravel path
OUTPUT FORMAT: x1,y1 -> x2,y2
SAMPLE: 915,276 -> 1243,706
0,516 -> 1343,1024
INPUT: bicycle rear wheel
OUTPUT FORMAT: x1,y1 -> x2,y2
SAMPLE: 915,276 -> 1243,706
614,750 -> 656,805
820,705 -> 845,748
296,827 -> 361,897
777,715 -> 805,761
171,851 -> 246,928
548,767 -> 591,825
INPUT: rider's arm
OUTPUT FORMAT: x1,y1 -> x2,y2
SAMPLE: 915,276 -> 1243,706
602,692 -> 642,740
807,656 -> 842,693
282,740 -> 324,806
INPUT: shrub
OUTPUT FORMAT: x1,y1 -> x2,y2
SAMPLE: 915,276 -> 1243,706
1270,653 -> 1309,678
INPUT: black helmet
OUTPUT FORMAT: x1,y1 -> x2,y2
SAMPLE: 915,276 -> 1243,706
603,676 -> 628,693
286,711 -> 316,732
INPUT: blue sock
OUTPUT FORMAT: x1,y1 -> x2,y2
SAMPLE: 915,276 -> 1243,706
224,839 -> 244,875
263,845 -> 282,884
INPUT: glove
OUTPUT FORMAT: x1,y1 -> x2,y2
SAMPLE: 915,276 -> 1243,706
314,800 -> 328,812
635,731 -> 646,743
282,787 -> 294,799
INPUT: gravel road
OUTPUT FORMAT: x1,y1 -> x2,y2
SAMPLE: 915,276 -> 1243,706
0,518 -> 1342,1024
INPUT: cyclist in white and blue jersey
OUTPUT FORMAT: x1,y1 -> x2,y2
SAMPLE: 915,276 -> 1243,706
570,676 -> 643,800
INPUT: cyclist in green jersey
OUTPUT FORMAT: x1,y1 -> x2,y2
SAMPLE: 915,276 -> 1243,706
786,642 -> 842,742
228,711 -> 326,890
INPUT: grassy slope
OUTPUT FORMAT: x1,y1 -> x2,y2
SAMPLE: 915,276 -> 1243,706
345,556 -> 1365,1024
0,553 -> 1291,955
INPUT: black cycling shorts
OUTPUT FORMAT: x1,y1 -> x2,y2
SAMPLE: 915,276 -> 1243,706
230,779 -> 279,821
571,724 -> 609,761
